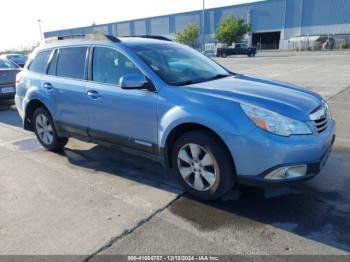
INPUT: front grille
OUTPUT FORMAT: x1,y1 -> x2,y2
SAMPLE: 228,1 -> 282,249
314,115 -> 329,133
310,102 -> 330,134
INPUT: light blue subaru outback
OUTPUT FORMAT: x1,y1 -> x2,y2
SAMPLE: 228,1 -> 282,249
15,34 -> 335,200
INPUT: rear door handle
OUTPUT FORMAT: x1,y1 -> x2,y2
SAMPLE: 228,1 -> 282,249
43,82 -> 54,91
87,90 -> 101,99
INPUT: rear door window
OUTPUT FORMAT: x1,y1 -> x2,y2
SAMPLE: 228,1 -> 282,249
56,47 -> 88,80
28,50 -> 52,74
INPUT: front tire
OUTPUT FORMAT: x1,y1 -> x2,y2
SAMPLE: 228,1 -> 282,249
33,107 -> 68,151
171,130 -> 235,200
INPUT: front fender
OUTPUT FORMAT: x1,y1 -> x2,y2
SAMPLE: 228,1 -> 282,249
158,102 -> 252,148
157,86 -> 258,150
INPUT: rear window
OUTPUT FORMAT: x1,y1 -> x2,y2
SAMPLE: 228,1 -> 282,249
9,55 -> 23,59
56,47 -> 87,80
0,58 -> 19,69
28,50 -> 52,74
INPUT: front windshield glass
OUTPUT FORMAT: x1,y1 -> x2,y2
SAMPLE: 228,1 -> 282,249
131,43 -> 230,86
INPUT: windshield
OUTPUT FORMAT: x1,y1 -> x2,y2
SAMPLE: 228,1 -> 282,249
0,58 -> 19,69
131,43 -> 231,86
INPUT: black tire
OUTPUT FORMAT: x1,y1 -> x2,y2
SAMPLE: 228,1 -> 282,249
221,53 -> 227,58
33,107 -> 68,151
171,130 -> 235,200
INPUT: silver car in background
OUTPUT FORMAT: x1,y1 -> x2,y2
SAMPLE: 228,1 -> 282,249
0,58 -> 20,102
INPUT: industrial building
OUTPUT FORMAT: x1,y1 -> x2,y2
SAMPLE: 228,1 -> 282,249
44,0 -> 350,50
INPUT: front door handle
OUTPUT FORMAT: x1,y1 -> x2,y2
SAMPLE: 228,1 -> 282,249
87,90 -> 101,99
43,82 -> 54,91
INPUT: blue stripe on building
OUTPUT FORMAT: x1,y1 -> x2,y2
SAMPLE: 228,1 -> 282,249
44,0 -> 350,49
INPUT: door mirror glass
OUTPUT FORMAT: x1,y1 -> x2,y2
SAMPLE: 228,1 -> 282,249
120,73 -> 147,89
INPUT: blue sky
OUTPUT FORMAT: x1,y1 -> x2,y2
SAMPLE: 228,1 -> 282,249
0,0 -> 261,51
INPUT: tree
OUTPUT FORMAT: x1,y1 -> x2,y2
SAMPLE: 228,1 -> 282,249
175,23 -> 199,48
215,16 -> 251,46
0,42 -> 39,55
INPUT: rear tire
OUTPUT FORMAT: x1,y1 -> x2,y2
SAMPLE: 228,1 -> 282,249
171,130 -> 235,200
33,107 -> 68,151
221,53 -> 227,58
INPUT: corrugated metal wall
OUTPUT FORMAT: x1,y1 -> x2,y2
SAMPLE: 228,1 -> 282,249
134,20 -> 147,35
302,0 -> 350,27
44,0 -> 350,47
150,16 -> 169,35
175,12 -> 201,32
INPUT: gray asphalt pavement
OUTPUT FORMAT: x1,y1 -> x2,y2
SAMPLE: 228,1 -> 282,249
0,50 -> 350,259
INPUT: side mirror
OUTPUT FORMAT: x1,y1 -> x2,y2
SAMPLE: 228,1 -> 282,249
120,73 -> 152,90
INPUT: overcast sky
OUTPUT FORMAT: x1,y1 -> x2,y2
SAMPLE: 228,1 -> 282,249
0,0 -> 261,51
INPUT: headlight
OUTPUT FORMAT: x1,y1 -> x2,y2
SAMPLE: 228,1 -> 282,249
241,104 -> 312,136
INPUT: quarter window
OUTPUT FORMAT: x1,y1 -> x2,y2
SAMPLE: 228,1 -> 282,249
28,50 -> 52,74
56,47 -> 88,80
92,47 -> 141,85
47,50 -> 58,76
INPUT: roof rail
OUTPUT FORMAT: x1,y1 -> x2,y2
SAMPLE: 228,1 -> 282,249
124,35 -> 172,41
44,33 -> 121,43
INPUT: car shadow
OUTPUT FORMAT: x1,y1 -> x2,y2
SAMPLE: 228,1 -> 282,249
7,108 -> 350,253
60,143 -> 182,195
57,141 -> 350,253
169,147 -> 350,253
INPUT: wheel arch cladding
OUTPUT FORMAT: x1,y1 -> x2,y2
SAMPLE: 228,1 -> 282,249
24,99 -> 51,131
164,122 -> 236,173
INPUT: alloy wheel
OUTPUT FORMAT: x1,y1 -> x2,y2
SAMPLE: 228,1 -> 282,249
177,143 -> 218,191
35,113 -> 54,145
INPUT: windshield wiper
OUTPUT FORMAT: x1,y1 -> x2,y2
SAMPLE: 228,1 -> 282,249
173,79 -> 204,86
172,73 -> 234,86
206,73 -> 232,81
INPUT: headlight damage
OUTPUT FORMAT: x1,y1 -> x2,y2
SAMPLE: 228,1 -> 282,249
241,103 -> 312,136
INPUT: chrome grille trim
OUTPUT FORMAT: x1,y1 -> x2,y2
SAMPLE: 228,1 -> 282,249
310,102 -> 330,134
315,118 -> 328,127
